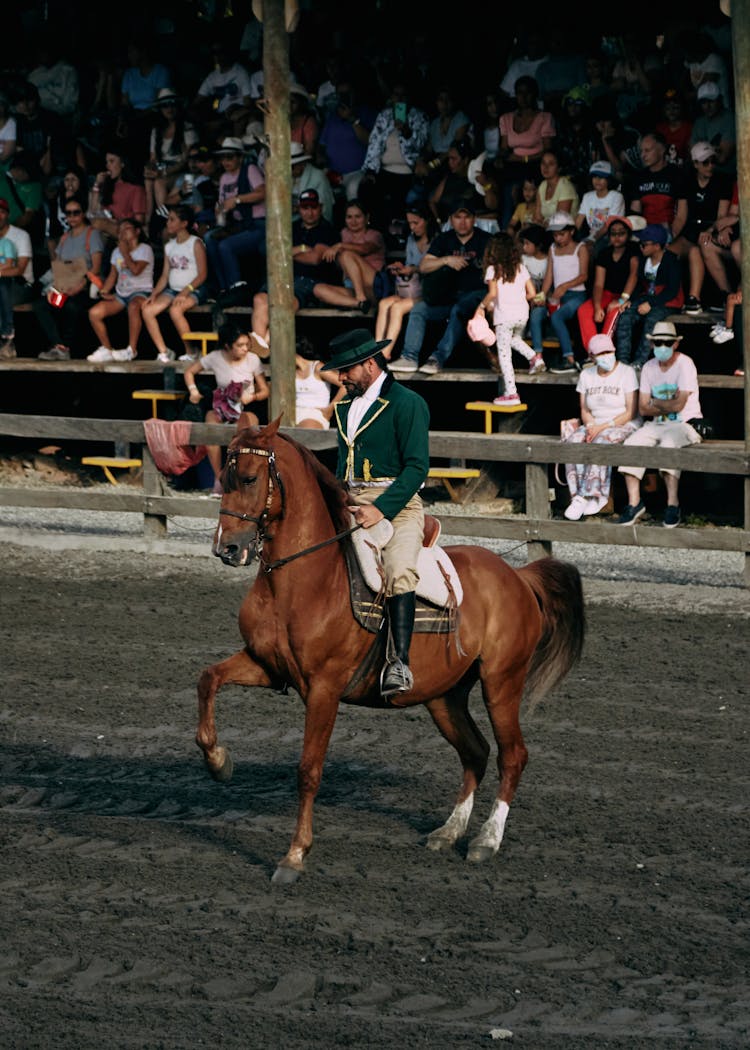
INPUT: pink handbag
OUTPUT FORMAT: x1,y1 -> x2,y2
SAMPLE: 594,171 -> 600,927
466,314 -> 495,347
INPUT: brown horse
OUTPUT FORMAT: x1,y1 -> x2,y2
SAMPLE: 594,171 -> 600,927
197,416 -> 585,884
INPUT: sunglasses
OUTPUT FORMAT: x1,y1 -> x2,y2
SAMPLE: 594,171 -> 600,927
651,340 -> 674,346
698,158 -> 716,165
65,208 -> 83,215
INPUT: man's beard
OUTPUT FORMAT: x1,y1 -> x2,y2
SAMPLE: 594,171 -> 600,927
343,379 -> 366,398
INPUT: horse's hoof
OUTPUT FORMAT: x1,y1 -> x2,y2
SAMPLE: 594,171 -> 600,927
426,829 -> 456,852
206,751 -> 234,783
467,843 -> 496,864
271,862 -> 302,886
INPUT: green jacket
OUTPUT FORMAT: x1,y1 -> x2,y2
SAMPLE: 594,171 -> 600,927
332,373 -> 430,520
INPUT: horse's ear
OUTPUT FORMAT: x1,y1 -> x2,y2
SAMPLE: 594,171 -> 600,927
237,411 -> 257,432
263,414 -> 283,437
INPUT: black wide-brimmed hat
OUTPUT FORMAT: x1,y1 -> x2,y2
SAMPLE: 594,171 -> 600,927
320,328 -> 390,372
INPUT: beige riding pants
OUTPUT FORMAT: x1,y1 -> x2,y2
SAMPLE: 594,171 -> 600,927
348,486 -> 424,595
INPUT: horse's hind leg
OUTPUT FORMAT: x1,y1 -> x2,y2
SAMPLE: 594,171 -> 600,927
424,675 -> 490,853
196,648 -> 272,782
467,667 -> 529,864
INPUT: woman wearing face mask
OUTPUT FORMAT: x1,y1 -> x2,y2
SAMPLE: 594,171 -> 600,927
561,333 -> 640,520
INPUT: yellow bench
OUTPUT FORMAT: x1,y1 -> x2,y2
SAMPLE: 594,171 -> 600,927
132,389 -> 186,418
182,331 -> 218,357
428,466 -> 481,503
82,456 -> 142,485
465,400 -> 528,435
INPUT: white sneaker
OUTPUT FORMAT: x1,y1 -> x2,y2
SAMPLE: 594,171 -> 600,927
711,326 -> 735,344
582,494 -> 609,516
157,350 -> 175,363
390,357 -> 418,373
419,356 -> 441,375
564,495 -> 586,521
250,333 -> 269,358
111,346 -> 136,361
528,353 -> 547,375
178,352 -> 200,362
87,346 -> 114,362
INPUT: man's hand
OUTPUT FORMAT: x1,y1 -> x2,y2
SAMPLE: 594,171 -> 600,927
348,503 -> 385,528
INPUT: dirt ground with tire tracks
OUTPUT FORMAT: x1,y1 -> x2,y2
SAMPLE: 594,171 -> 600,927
1,543 -> 748,1049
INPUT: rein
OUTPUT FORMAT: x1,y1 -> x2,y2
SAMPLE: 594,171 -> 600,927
218,443 -> 361,572
260,522 -> 362,573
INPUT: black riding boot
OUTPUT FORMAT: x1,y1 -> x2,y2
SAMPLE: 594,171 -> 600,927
381,591 -> 416,698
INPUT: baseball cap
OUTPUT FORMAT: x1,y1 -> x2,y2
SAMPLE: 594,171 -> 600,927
605,214 -> 633,232
299,188 -> 320,205
690,141 -> 717,163
563,85 -> 590,106
547,210 -> 575,231
451,201 -> 476,215
588,334 -> 616,356
697,82 -> 721,101
589,160 -> 614,179
636,224 -> 668,245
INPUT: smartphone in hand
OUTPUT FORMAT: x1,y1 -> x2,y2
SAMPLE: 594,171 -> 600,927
393,102 -> 407,123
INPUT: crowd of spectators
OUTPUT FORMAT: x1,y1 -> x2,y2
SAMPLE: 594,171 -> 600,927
0,5 -> 741,518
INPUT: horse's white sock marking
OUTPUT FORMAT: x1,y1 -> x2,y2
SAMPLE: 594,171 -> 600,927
478,799 -> 509,852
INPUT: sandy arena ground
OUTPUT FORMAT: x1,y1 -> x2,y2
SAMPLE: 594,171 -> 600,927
1,538 -> 748,1049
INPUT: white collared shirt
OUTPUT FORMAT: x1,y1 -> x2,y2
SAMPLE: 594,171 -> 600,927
346,369 -> 387,441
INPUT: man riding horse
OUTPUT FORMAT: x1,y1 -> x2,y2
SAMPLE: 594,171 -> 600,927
321,328 -> 430,699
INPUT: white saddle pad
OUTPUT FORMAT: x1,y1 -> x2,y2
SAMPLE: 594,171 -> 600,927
350,516 -> 463,608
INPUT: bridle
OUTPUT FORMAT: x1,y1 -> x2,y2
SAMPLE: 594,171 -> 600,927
218,444 -> 360,571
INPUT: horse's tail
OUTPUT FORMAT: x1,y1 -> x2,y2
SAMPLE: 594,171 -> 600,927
517,556 -> 585,712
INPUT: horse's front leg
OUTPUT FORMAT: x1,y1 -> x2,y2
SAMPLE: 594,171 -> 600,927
196,648 -> 272,782
272,690 -> 339,886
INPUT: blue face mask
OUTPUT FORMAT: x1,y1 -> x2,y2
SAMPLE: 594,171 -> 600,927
653,343 -> 674,362
595,353 -> 616,372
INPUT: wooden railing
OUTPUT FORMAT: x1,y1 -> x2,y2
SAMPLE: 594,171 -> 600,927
0,414 -> 748,583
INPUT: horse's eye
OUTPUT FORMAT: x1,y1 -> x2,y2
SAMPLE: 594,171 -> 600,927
242,475 -> 257,487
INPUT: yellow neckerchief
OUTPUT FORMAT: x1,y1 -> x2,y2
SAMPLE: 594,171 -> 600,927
334,397 -> 390,482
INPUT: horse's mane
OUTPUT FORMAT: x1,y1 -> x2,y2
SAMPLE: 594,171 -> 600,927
277,432 -> 351,533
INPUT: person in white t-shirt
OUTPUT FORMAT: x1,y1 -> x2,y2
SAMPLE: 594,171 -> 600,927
562,333 -> 640,520
87,219 -> 154,361
575,160 -> 625,261
617,321 -> 702,528
142,204 -> 208,362
183,320 -> 270,495
471,232 -> 546,406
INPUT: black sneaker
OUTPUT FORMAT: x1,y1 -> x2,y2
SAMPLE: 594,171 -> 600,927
617,501 -> 646,525
683,295 -> 701,315
663,505 -> 681,528
549,355 -> 578,375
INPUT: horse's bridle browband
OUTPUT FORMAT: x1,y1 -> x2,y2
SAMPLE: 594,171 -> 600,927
218,444 -> 360,571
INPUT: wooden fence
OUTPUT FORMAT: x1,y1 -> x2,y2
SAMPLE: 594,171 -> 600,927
1,413 -> 748,583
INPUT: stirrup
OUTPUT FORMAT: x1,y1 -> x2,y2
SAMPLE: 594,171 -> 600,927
380,659 -> 414,698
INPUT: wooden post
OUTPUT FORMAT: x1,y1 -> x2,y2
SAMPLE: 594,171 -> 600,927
261,0 -> 296,426
730,1 -> 750,584
525,462 -> 552,560
141,446 -> 168,539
